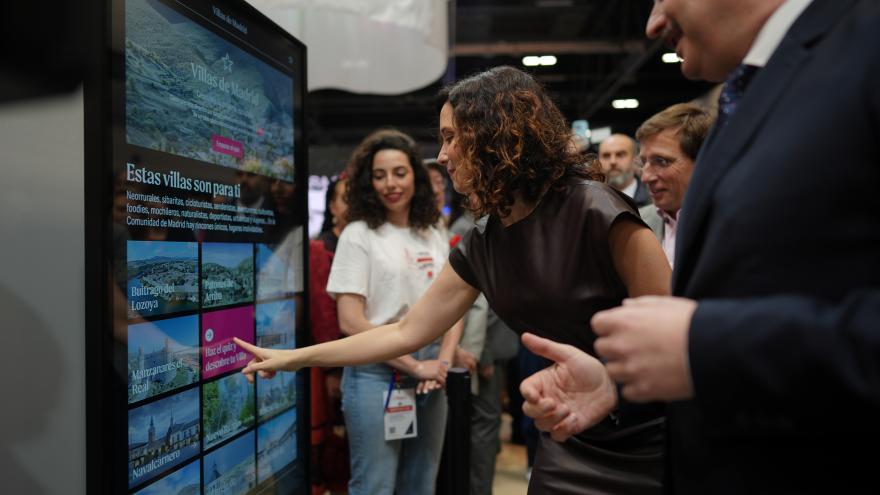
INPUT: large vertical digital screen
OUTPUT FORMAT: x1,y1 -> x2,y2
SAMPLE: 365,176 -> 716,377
87,0 -> 308,493
124,0 -> 295,180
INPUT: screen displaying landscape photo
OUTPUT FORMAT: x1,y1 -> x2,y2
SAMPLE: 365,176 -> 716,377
127,240 -> 198,319
201,242 -> 254,308
128,388 -> 200,489
257,371 -> 295,421
257,407 -> 297,484
204,431 -> 256,495
132,458 -> 200,495
128,315 -> 200,404
203,372 -> 256,450
202,305 -> 254,379
125,0 -> 295,180
255,299 -> 295,350
255,243 -> 295,301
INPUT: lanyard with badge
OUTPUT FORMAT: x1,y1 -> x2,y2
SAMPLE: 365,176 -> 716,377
383,369 -> 417,441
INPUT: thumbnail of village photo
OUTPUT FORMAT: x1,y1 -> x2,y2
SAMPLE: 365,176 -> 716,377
201,242 -> 254,309
127,240 -> 198,319
257,406 -> 298,484
256,299 -> 295,350
128,388 -> 200,489
133,458 -> 200,495
204,431 -> 257,495
203,372 -> 256,450
124,0 -> 295,181
257,370 -> 296,422
128,315 -> 200,404
202,305 -> 254,379
255,243 -> 295,301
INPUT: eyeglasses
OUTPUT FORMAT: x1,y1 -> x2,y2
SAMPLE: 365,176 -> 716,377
637,155 -> 677,169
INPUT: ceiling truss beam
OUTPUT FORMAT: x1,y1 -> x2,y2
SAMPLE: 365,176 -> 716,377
452,40 -> 645,57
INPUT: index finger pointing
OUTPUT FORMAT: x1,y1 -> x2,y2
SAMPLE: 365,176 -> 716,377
233,337 -> 263,358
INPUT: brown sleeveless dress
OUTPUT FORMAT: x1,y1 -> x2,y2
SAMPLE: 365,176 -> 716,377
449,179 -> 664,495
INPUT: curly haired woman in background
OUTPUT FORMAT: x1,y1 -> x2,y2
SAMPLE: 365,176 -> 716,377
325,128 -> 463,495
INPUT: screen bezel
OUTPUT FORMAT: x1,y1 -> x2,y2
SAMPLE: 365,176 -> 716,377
85,0 -> 310,493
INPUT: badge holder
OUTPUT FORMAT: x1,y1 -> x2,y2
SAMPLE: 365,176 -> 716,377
383,369 -> 417,441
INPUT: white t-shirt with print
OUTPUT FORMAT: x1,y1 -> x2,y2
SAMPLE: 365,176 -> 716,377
327,220 -> 449,327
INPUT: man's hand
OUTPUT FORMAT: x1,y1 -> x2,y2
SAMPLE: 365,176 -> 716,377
519,333 -> 618,442
592,296 -> 697,402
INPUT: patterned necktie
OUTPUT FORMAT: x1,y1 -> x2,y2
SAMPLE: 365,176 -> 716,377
717,64 -> 760,129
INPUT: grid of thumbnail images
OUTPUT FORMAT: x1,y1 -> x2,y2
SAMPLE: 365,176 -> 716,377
126,240 -> 299,494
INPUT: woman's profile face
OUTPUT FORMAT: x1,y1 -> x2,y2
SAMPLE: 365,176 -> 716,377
437,102 -> 467,194
371,148 -> 415,216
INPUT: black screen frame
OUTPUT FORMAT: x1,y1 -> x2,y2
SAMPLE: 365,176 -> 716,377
85,0 -> 310,493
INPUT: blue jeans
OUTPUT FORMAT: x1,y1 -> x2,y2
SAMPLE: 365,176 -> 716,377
341,343 -> 448,495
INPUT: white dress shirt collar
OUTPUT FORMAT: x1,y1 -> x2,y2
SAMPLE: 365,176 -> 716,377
743,0 -> 814,67
621,179 -> 638,199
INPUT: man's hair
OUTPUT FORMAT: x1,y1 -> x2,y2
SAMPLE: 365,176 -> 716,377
600,133 -> 639,156
635,103 -> 716,160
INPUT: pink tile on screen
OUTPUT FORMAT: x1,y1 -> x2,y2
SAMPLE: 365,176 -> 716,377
212,134 -> 244,159
202,305 -> 254,378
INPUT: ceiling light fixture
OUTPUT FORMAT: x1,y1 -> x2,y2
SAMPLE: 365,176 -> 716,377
662,52 -> 683,63
538,55 -> 557,66
522,55 -> 557,67
611,99 -> 639,109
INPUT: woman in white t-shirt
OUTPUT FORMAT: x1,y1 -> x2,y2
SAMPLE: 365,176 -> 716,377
324,129 -> 463,495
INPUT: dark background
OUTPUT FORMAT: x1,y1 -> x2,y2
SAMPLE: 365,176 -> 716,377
3,0 -> 714,175
307,0 -> 714,175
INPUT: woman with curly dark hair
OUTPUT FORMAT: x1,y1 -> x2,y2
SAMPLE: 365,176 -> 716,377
321,128 -> 463,495
236,67 -> 671,494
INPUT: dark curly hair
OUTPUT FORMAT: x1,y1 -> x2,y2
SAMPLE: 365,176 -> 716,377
439,66 -> 602,218
344,129 -> 440,230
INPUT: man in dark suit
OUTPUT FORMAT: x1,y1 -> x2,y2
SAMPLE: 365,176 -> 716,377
519,0 -> 880,492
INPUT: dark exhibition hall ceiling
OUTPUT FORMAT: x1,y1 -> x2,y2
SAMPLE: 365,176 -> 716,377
308,0 -> 714,174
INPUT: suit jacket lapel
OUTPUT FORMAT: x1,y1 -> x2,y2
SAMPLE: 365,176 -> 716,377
672,0 -> 857,294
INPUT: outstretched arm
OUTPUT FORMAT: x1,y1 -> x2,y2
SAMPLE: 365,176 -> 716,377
235,264 -> 479,381
427,316 -> 465,393
336,293 -> 455,390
